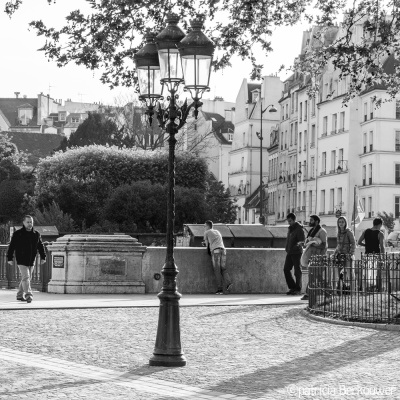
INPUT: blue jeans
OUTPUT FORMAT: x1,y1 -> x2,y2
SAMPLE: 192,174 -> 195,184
211,248 -> 231,291
16,265 -> 33,298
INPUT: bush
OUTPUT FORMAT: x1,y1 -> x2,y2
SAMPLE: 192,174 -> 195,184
35,145 -> 208,197
103,181 -> 207,232
34,146 -> 208,228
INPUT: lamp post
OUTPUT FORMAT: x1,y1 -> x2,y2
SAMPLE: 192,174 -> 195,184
134,14 -> 214,367
256,100 -> 277,224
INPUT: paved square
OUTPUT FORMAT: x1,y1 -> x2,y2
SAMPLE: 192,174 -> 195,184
0,293 -> 399,399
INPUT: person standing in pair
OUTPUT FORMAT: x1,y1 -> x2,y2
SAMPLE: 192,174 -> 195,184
284,213 -> 305,295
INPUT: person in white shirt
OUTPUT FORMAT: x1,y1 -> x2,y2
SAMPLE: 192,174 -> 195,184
203,220 -> 233,294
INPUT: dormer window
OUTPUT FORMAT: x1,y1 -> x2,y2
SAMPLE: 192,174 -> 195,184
228,133 -> 233,141
18,106 -> 33,125
252,91 -> 259,103
71,117 -> 80,123
59,112 -> 66,121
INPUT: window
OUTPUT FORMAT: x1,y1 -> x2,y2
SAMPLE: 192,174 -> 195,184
285,130 -> 288,148
369,131 -> 373,151
281,132 -> 284,150
321,190 -> 325,214
299,132 -> 302,151
285,104 -> 288,119
396,100 -> 400,119
363,132 -> 367,153
370,98 -> 374,119
309,191 -> 313,212
332,113 -> 337,133
243,132 -> 246,146
322,152 -> 327,174
324,83 -> 329,100
362,198 -> 366,214
396,164 -> 400,185
339,148 -> 344,164
363,165 -> 367,186
329,189 -> 334,212
396,131 -> 400,151
311,124 -> 316,146
299,102 -> 303,122
322,116 -> 328,135
369,164 -> 372,185
312,96 -> 316,116
303,191 -> 306,211
331,150 -> 336,172
304,100 -> 308,121
241,157 -> 244,171
295,92 -> 298,111
303,130 -> 307,150
337,187 -> 342,208
71,117 -> 80,123
252,210 -> 255,224
396,196 -> 400,218
18,108 -> 33,125
294,123 -> 298,145
291,93 -> 295,113
310,156 -> 315,178
364,102 -> 367,121
298,192 -> 301,209
368,197 -> 372,218
290,124 -> 293,145
339,111 -> 345,131
59,112 -> 66,122
228,133 -> 233,141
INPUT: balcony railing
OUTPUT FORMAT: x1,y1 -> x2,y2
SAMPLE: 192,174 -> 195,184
331,130 -> 337,135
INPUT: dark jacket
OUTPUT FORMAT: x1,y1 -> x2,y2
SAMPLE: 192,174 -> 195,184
285,222 -> 306,254
7,226 -> 46,266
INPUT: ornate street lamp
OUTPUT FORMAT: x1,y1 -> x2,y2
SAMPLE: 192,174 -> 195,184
134,13 -> 214,368
257,101 -> 277,225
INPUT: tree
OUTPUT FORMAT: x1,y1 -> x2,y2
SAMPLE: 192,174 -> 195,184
205,174 -> 236,223
33,201 -> 78,232
7,1 -> 400,103
57,112 -> 134,150
378,211 -> 395,234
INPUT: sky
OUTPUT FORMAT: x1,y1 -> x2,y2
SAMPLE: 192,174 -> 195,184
0,1 -> 313,106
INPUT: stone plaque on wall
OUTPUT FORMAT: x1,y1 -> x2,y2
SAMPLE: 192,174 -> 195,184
100,259 -> 126,276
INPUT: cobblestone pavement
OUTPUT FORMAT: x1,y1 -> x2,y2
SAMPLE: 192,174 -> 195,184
0,305 -> 399,399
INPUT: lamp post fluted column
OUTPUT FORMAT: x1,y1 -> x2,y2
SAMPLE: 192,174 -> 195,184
134,14 -> 214,368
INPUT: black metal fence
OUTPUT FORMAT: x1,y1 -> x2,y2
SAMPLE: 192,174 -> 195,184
0,244 -> 53,292
308,254 -> 400,324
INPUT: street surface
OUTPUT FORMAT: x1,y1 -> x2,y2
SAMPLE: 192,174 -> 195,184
0,290 -> 399,399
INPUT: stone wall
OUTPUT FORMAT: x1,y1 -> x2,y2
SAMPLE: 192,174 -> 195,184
142,247 -> 289,294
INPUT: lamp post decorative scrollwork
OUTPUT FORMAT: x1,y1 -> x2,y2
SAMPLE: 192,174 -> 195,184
134,13 -> 214,367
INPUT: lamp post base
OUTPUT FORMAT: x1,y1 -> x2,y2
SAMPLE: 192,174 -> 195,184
149,354 -> 187,367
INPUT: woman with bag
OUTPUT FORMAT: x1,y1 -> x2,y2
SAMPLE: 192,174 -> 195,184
334,216 -> 356,293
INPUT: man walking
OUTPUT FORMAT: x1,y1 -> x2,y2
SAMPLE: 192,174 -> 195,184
7,215 -> 46,303
284,213 -> 305,295
203,220 -> 233,294
300,215 -> 328,300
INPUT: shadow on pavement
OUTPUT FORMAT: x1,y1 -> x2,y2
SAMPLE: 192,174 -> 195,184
206,329 -> 400,396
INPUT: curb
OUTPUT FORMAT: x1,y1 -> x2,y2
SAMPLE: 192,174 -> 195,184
302,309 -> 400,331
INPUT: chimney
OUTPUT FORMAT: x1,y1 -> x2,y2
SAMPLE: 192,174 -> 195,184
14,92 -> 20,98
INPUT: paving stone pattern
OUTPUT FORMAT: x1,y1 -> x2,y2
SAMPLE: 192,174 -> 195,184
0,305 -> 399,399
